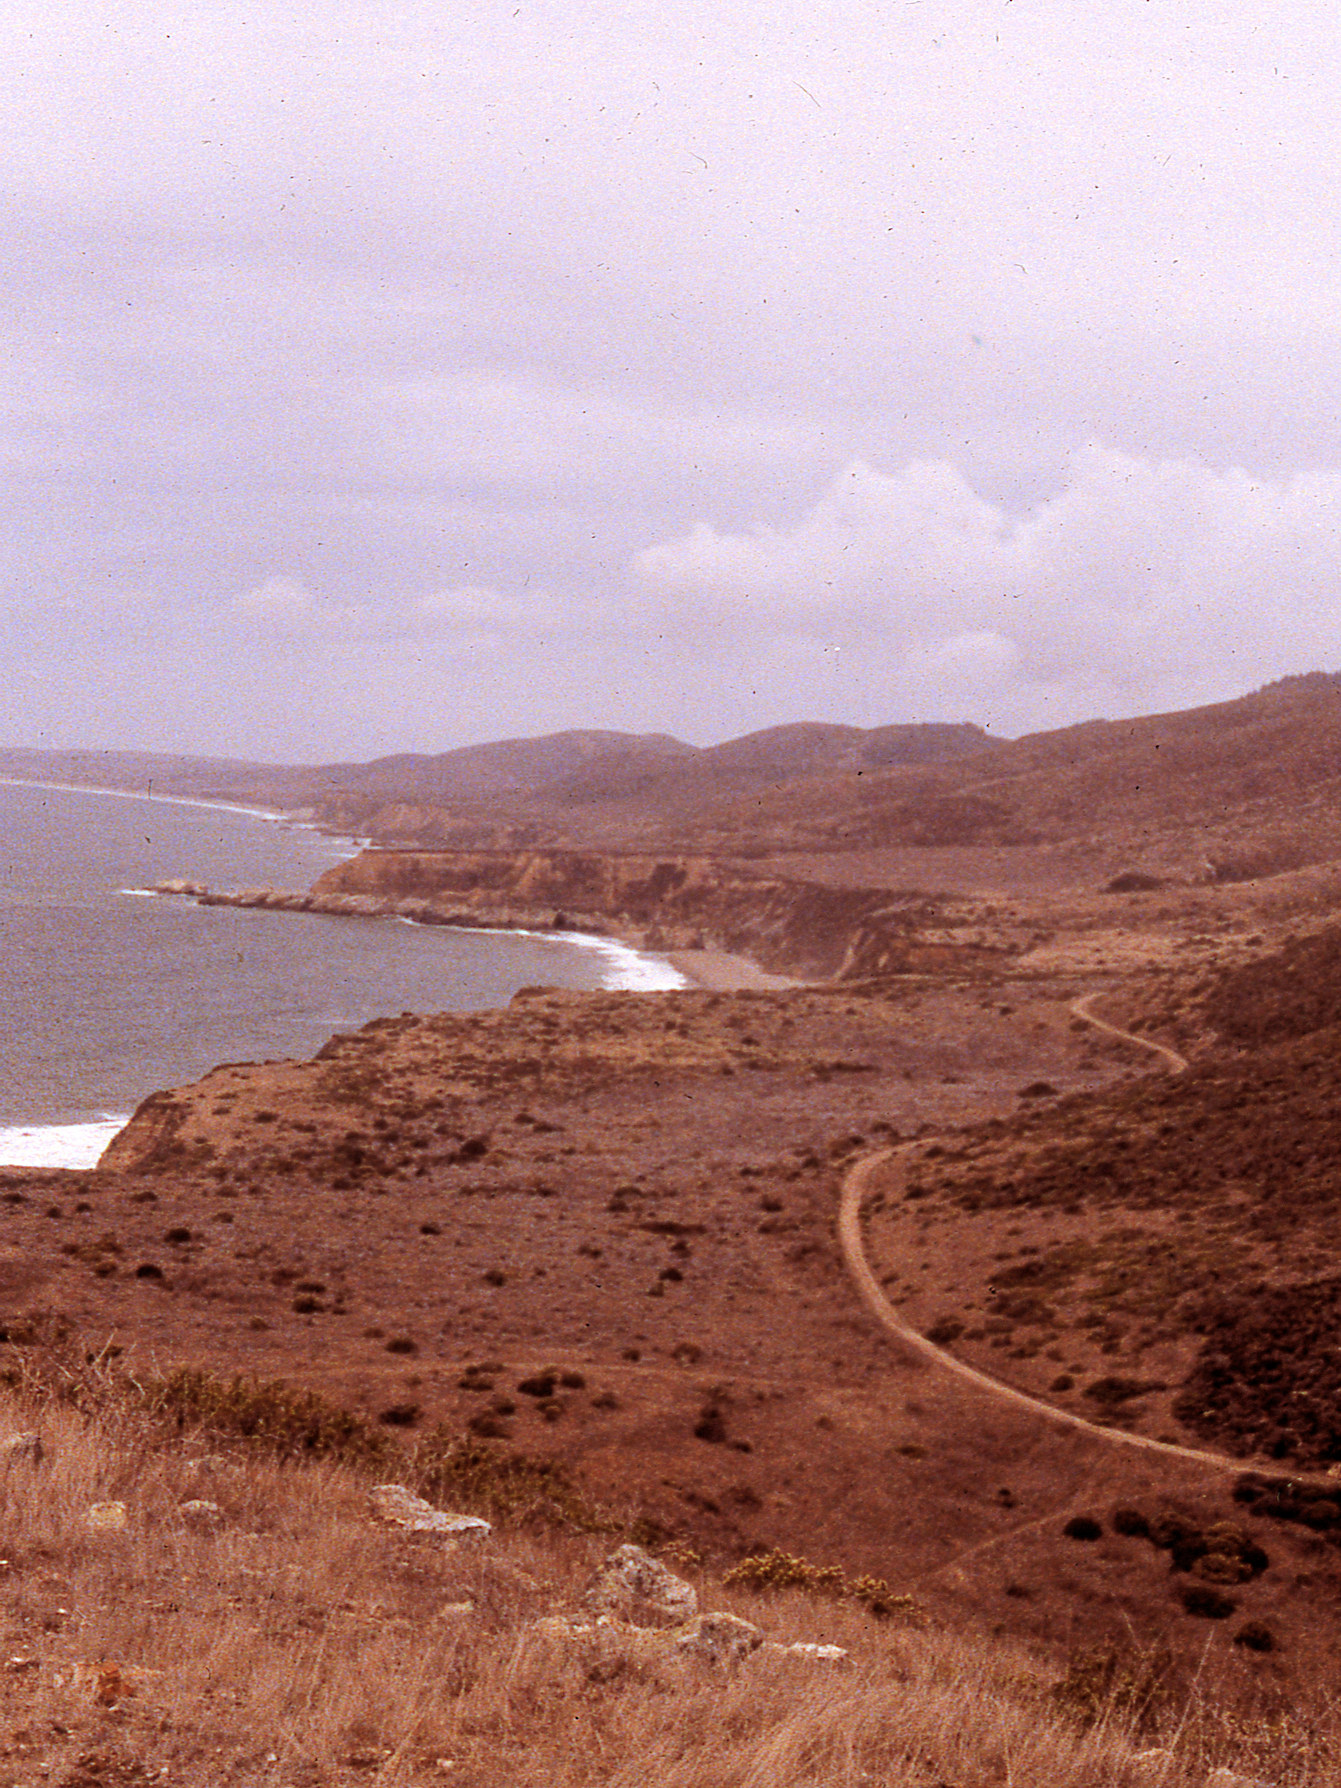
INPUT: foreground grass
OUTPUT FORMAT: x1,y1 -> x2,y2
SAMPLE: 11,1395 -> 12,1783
0,1368 -> 1330,1787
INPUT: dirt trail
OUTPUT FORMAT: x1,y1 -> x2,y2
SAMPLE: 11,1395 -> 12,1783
836,992 -> 1265,1478
1068,991 -> 1190,1074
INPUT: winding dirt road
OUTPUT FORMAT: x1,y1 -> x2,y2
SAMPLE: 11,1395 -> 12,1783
1068,991 -> 1190,1075
837,991 -> 1269,1477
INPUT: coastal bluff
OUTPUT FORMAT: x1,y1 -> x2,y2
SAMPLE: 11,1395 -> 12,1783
306,847 -> 1020,981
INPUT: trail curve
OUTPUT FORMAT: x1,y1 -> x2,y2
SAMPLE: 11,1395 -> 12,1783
837,991 -> 1261,1476
1068,991 -> 1190,1074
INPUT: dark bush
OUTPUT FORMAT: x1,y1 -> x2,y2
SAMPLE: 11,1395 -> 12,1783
417,1431 -> 610,1529
142,1367 -> 394,1466
1084,1376 -> 1163,1408
1174,1277 -> 1341,1467
1234,1620 -> 1277,1652
1104,872 -> 1166,894
517,1374 -> 556,1398
926,1317 -> 964,1345
1204,923 -> 1341,1046
378,1403 -> 421,1427
1111,1506 -> 1152,1538
1064,1515 -> 1103,1541
1180,1583 -> 1237,1618
694,1407 -> 728,1444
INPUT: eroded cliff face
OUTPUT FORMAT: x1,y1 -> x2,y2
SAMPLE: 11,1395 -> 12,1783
309,849 -> 1024,981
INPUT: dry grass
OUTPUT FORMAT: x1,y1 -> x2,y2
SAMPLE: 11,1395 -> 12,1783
0,1373 -> 1332,1787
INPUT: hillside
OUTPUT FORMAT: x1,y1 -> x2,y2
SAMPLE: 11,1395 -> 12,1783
8,945 -> 1341,1717
673,674 -> 1341,869
17,678 -> 1341,1778
0,1360 -> 1312,1786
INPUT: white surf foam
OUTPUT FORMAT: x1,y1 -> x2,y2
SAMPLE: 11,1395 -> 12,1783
0,1116 -> 130,1170
389,912 -> 688,990
555,930 -> 688,990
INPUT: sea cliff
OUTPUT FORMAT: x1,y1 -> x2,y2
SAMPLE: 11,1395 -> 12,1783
306,848 -> 1020,981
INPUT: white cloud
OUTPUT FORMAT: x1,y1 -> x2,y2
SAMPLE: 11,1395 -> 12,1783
633,447 -> 1341,728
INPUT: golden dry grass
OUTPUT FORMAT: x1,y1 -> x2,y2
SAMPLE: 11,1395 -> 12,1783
0,1371 -> 1331,1788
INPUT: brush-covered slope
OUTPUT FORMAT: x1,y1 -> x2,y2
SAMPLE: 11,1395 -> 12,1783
665,673 -> 1341,866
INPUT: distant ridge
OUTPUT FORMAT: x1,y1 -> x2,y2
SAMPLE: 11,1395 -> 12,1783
16,672 -> 1341,873
0,720 -> 996,841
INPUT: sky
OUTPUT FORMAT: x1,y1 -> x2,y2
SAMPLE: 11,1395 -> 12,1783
6,0 -> 1341,762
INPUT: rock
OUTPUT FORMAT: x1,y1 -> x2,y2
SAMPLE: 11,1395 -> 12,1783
84,1502 -> 129,1531
1131,1749 -> 1175,1782
368,1484 -> 492,1540
179,1499 -> 225,1527
583,1543 -> 698,1628
759,1640 -> 851,1666
1205,1771 -> 1269,1788
0,1432 -> 46,1466
674,1612 -> 763,1663
528,1610 -> 848,1672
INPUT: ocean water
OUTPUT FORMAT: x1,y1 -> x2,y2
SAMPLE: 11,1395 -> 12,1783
0,780 -> 684,1168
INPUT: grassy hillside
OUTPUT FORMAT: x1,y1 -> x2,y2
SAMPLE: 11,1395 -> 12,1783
0,1350 -> 1325,1786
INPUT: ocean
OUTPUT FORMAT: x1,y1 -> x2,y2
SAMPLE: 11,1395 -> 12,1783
0,780 -> 684,1168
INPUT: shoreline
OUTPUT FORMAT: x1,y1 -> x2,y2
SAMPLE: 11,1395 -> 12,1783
0,948 -> 788,1172
665,948 -> 804,992
0,775 -> 296,826
0,786 -> 795,1170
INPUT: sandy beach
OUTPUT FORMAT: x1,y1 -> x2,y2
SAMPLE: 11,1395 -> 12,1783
664,947 -> 804,991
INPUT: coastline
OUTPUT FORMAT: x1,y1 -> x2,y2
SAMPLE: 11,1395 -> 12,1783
0,783 -> 794,1171
0,775 -> 294,826
0,908 -> 694,1175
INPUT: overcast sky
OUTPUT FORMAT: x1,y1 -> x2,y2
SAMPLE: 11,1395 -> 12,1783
5,1 -> 1341,761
